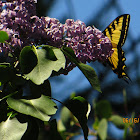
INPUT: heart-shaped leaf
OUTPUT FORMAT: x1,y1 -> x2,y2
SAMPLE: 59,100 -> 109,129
7,95 -> 57,121
0,117 -> 27,140
20,46 -> 65,85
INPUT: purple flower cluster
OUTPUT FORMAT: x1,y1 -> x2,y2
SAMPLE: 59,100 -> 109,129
0,0 -> 37,53
0,0 -> 113,74
64,19 -> 113,62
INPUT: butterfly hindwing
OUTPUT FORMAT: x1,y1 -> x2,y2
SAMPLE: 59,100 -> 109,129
103,14 -> 130,81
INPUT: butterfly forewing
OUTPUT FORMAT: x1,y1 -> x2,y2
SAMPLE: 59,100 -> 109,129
103,14 -> 130,80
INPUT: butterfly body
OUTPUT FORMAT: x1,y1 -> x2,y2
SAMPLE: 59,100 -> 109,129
103,14 -> 130,81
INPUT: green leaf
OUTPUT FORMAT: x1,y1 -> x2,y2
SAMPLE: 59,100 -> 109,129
0,31 -> 9,43
0,117 -> 27,140
44,47 -> 57,61
65,96 -> 91,140
19,46 -> 38,74
20,46 -> 65,85
95,100 -> 112,119
110,115 -> 125,128
78,63 -> 101,92
7,95 -> 57,121
0,91 -> 18,102
97,118 -> 108,140
62,47 -> 78,61
61,47 -> 101,92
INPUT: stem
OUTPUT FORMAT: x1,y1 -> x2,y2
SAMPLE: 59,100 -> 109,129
123,88 -> 128,115
49,97 -> 65,106
4,41 -> 14,49
4,41 -> 17,59
8,112 -> 13,119
14,60 -> 19,68
0,91 -> 18,102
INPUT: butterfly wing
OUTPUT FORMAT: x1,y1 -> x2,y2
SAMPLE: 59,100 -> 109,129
103,14 -> 130,80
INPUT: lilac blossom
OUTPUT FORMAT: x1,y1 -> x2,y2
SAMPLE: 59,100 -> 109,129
0,0 -> 113,74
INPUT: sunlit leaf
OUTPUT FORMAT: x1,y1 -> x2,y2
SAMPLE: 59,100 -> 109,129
0,31 -> 9,43
65,96 -> 91,140
61,47 -> 101,92
97,118 -> 108,140
7,95 -> 57,121
0,117 -> 27,140
20,46 -> 65,85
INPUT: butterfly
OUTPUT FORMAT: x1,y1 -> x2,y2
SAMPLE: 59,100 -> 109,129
103,14 -> 130,82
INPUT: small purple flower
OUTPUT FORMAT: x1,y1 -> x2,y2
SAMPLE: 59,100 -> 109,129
43,17 -> 64,47
63,20 -> 113,61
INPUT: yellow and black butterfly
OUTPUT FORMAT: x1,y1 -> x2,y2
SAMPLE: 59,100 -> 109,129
103,14 -> 130,82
